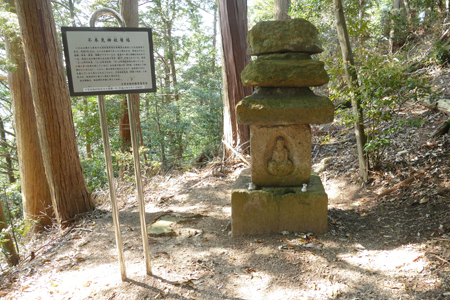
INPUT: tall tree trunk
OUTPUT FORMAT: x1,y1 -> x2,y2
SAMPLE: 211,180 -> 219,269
212,0 -> 218,71
83,98 -> 92,159
359,0 -> 366,46
389,0 -> 405,54
403,0 -> 412,23
333,0 -> 368,181
5,0 -> 53,227
166,21 -> 183,160
0,199 -> 19,266
15,0 -> 93,224
274,0 -> 291,20
218,0 -> 252,157
119,0 -> 140,152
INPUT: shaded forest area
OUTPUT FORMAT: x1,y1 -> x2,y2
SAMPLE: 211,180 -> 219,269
0,0 -> 449,299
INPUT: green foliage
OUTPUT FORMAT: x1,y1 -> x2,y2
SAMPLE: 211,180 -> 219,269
58,0 -> 223,189
0,182 -> 34,256
328,48 -> 433,169
432,39 -> 450,66
0,4 -> 21,74
249,0 -> 274,26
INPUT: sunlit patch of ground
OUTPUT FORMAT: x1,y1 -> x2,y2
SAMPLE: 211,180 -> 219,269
338,246 -> 426,274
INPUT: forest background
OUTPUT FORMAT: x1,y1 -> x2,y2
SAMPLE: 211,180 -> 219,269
0,0 -> 449,265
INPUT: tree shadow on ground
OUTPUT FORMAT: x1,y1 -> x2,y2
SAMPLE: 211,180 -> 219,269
76,172 -> 449,299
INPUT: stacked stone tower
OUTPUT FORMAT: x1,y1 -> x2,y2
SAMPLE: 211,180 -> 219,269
231,19 -> 334,236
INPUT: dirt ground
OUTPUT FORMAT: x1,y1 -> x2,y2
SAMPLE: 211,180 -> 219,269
1,75 -> 450,300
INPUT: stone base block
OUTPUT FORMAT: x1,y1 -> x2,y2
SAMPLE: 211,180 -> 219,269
231,169 -> 328,236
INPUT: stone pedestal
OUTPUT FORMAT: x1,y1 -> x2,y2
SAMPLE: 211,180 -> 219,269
231,169 -> 328,236
231,18 -> 333,236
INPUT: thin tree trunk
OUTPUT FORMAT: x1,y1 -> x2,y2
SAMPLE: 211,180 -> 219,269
5,0 -> 53,227
15,0 -> 93,223
389,0 -> 405,54
274,0 -> 291,20
403,0 -> 412,23
359,0 -> 366,46
333,0 -> 368,181
0,118 -> 14,184
0,199 -> 19,266
218,0 -> 252,157
155,100 -> 166,169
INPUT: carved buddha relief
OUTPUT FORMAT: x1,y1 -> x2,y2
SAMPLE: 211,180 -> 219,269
267,136 -> 294,176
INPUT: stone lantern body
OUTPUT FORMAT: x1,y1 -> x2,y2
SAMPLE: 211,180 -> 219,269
231,19 -> 334,236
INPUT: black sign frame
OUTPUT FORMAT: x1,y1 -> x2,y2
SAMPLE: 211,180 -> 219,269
61,27 -> 157,96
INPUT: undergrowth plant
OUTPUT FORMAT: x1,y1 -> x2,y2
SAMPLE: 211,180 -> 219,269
328,48 -> 434,170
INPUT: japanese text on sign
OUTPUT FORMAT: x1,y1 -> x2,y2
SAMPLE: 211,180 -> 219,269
62,28 -> 156,96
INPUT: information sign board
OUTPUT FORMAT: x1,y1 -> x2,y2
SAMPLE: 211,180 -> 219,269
61,27 -> 156,96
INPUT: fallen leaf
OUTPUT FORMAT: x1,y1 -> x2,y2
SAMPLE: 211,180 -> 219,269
413,255 -> 423,262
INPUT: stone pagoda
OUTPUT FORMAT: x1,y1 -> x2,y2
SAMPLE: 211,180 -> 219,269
231,18 -> 334,236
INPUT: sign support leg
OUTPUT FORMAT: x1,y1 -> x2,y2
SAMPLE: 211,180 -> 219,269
127,94 -> 152,275
97,95 -> 127,280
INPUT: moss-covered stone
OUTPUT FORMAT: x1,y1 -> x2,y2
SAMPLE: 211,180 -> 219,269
241,55 -> 329,87
231,169 -> 328,236
247,19 -> 323,56
257,53 -> 312,61
236,87 -> 334,125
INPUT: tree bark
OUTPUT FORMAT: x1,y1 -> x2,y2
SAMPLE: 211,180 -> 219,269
333,0 -> 368,181
119,0 -> 140,152
389,0 -> 405,54
359,0 -> 366,46
274,0 -> 291,20
212,1 -> 218,71
0,117 -> 14,184
15,0 -> 93,223
0,199 -> 19,266
402,0 -> 412,23
83,98 -> 92,159
4,0 -> 53,227
218,0 -> 252,157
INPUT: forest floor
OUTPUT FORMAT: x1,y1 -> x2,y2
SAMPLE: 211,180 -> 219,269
1,75 -> 450,300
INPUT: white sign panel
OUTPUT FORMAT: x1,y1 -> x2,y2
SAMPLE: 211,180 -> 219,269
62,27 -> 156,96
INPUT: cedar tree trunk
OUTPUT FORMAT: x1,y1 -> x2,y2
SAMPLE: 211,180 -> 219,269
5,2 -> 53,227
119,0 -> 140,151
15,0 -> 93,223
274,0 -> 290,20
218,0 -> 252,157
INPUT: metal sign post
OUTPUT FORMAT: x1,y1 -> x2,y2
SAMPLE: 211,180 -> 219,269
62,8 -> 155,280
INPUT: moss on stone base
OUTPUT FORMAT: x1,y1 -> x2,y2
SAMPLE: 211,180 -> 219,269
247,19 -> 323,56
236,87 -> 334,125
241,57 -> 329,87
231,169 -> 328,236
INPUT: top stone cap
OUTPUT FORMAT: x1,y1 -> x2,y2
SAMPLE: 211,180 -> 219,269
247,18 -> 323,56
